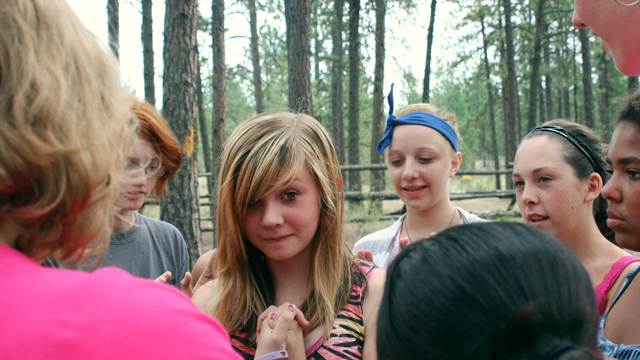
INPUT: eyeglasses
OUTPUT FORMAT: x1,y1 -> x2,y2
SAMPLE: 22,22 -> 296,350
616,0 -> 640,6
125,162 -> 167,177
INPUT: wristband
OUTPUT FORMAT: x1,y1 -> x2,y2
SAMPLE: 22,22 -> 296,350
255,350 -> 289,360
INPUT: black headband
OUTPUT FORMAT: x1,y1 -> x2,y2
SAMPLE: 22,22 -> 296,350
528,125 -> 601,175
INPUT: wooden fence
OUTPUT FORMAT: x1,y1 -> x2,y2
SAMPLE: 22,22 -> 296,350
192,164 -> 519,232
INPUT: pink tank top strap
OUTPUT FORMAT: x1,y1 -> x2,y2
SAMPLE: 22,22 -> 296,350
594,255 -> 640,315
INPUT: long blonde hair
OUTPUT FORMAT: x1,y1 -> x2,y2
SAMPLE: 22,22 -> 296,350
209,112 -> 355,339
0,0 -> 132,264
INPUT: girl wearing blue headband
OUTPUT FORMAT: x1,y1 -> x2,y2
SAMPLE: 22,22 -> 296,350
353,86 -> 488,269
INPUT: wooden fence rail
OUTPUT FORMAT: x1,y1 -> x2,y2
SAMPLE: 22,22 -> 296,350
188,165 -> 517,232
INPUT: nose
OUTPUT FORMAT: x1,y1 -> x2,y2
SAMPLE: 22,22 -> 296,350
572,10 -> 587,28
518,184 -> 539,207
260,198 -> 284,229
602,174 -> 622,203
129,169 -> 149,185
402,159 -> 419,180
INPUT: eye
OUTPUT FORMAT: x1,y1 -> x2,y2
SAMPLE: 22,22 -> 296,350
389,159 -> 403,166
247,199 -> 260,208
283,191 -> 298,201
125,162 -> 139,171
539,176 -> 551,184
513,180 -> 524,188
147,163 -> 160,171
419,157 -> 433,163
627,169 -> 640,180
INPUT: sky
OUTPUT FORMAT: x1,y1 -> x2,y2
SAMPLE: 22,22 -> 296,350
65,0 -> 465,107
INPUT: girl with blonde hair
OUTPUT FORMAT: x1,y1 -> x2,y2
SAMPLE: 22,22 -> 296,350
192,112 -> 385,360
353,84 -> 488,269
0,0 -> 240,358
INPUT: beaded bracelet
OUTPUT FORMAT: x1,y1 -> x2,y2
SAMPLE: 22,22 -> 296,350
255,350 -> 289,360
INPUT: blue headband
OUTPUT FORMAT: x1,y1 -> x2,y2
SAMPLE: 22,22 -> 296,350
377,83 -> 459,154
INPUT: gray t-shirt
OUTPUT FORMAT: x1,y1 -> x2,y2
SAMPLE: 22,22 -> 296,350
57,212 -> 189,288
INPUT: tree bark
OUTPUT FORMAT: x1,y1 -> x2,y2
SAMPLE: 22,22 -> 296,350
347,0 -> 361,197
370,0 -> 386,213
284,0 -> 313,115
196,51 -> 213,198
422,0 -> 437,103
107,0 -> 119,60
544,42 -> 553,121
503,0 -> 520,145
211,0 -> 226,245
248,0 -> 265,113
578,28 -> 595,129
141,0 -> 154,106
480,13 -> 501,190
599,52 -> 610,139
527,0 -> 547,132
331,0 -> 346,164
161,0 -> 201,268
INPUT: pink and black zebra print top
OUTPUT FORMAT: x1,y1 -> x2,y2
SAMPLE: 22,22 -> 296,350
230,259 -> 377,360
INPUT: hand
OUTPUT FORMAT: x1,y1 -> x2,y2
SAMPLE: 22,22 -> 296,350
154,271 -> 172,284
255,303 -> 307,359
399,237 -> 410,251
355,249 -> 374,263
257,303 -> 309,336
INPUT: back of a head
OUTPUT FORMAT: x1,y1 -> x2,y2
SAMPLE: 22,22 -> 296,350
0,0 -> 131,263
377,222 -> 601,360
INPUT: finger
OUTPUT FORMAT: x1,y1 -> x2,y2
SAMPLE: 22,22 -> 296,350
429,232 -> 437,238
154,271 -> 172,284
290,305 -> 309,328
257,305 -> 279,334
363,250 -> 373,263
399,238 -> 410,250
180,272 -> 193,298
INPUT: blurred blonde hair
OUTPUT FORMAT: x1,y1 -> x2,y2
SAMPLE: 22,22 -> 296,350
0,0 -> 132,264
209,112 -> 355,340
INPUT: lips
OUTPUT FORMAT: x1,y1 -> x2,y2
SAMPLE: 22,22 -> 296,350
527,213 -> 549,226
606,210 -> 625,230
402,185 -> 427,195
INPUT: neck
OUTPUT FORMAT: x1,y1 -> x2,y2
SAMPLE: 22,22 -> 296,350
405,201 -> 459,240
113,209 -> 135,234
268,251 -> 313,307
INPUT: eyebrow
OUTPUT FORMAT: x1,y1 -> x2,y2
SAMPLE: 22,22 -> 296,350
512,166 -> 556,178
619,157 -> 640,165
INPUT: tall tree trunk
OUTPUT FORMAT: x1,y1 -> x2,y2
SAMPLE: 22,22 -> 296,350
107,0 -> 119,60
527,0 -> 547,132
211,0 -> 226,245
480,12 -> 500,190
422,0 -> 437,103
544,42 -> 553,121
578,28 -> 595,129
248,0 -> 264,113
370,0 -> 386,213
500,0 -> 517,184
161,0 -> 201,268
284,0 -> 313,115
503,0 -> 520,144
630,76 -> 639,94
331,0 -> 346,164
599,52 -> 610,139
141,0 -> 155,106
347,0 -> 361,198
313,3 -> 322,122
196,52 -> 213,198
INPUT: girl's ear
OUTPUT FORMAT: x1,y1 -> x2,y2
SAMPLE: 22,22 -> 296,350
584,172 -> 603,203
449,152 -> 462,178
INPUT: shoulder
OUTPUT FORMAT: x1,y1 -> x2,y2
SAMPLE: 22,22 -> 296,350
353,216 -> 404,252
457,207 -> 491,224
136,213 -> 183,236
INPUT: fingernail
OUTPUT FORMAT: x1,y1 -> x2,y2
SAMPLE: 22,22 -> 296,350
287,304 -> 295,312
269,312 -> 277,320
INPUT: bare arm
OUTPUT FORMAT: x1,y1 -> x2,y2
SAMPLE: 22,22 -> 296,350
362,268 -> 386,360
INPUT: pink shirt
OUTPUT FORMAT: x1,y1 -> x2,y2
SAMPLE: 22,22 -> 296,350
0,244 -> 242,360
